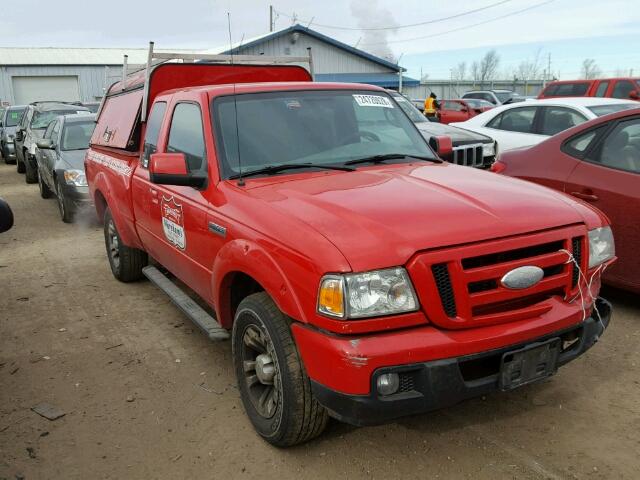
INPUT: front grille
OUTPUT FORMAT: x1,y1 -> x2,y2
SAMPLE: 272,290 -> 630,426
451,144 -> 484,168
431,263 -> 457,317
572,237 -> 582,287
411,226 -> 587,329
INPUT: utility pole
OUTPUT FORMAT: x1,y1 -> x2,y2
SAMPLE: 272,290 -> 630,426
269,5 -> 274,32
547,52 -> 551,82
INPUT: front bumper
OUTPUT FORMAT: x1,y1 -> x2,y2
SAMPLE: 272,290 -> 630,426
60,182 -> 91,207
308,297 -> 611,426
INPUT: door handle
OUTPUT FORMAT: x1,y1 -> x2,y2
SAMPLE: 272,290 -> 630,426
150,188 -> 159,204
570,191 -> 599,202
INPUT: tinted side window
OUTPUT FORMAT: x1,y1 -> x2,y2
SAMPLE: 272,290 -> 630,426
594,81 -> 609,97
539,107 -> 587,136
141,101 -> 167,168
167,103 -> 206,175
486,107 -> 537,133
553,82 -> 590,96
589,119 -> 640,173
611,80 -> 636,99
563,126 -> 606,158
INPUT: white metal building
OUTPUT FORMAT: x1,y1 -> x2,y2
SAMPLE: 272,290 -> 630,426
0,24 -> 417,106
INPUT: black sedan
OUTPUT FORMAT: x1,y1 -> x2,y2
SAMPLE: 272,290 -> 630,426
35,114 -> 95,223
387,90 -> 497,169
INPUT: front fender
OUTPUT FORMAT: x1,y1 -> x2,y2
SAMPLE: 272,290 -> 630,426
212,239 -> 306,329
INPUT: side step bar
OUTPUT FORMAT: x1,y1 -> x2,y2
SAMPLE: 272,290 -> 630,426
142,266 -> 229,341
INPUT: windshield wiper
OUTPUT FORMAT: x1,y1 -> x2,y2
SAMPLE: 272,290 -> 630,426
228,162 -> 354,179
344,153 -> 441,166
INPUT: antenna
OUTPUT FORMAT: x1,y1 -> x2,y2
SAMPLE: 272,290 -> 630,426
227,12 -> 245,187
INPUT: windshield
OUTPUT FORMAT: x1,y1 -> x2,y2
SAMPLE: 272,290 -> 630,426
31,110 -> 82,129
588,104 -> 638,117
61,121 -> 95,150
212,90 -> 434,179
388,92 -> 427,123
495,92 -> 515,103
6,108 -> 25,127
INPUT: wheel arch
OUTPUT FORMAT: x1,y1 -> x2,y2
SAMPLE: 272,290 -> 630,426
213,240 -> 306,330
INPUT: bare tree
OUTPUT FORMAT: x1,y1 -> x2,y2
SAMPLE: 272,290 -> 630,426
516,48 -> 543,80
471,61 -> 481,83
581,59 -> 602,79
479,50 -> 500,83
452,61 -> 467,81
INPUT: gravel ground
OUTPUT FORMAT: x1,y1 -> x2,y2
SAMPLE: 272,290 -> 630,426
0,162 -> 639,480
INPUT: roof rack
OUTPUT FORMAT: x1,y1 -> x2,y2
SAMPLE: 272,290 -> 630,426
134,41 -> 315,121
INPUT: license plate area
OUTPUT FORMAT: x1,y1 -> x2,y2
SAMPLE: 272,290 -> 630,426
499,338 -> 560,391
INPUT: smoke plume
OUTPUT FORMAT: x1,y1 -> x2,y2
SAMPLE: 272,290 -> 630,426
350,0 -> 398,62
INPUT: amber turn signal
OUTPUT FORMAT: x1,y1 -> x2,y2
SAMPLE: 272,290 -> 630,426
317,276 -> 345,318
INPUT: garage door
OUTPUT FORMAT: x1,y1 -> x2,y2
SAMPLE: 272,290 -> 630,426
12,76 -> 80,104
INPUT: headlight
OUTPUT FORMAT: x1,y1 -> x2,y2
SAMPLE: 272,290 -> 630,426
63,169 -> 88,187
318,267 -> 419,319
588,226 -> 615,268
483,141 -> 496,157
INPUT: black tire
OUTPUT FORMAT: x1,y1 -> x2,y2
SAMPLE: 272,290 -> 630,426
25,154 -> 38,184
103,207 -> 147,282
38,171 -> 53,199
55,178 -> 75,223
17,152 -> 26,173
232,292 -> 328,447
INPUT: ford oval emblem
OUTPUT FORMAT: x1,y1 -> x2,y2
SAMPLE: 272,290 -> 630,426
500,266 -> 544,290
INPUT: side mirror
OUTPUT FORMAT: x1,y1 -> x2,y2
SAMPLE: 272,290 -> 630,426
149,152 -> 207,189
0,198 -> 14,233
460,107 -> 468,113
37,139 -> 54,149
629,90 -> 639,100
430,135 -> 453,158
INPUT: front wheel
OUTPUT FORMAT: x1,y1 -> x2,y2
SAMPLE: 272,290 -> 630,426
103,207 -> 147,282
55,178 -> 75,223
38,171 -> 53,199
232,292 -> 328,447
25,155 -> 38,183
17,152 -> 26,173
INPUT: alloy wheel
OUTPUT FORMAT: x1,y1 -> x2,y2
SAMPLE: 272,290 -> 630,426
107,220 -> 120,270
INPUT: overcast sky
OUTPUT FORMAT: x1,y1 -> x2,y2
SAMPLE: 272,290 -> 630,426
2,0 -> 639,80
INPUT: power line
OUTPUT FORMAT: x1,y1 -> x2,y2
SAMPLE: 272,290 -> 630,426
274,0 -> 514,31
360,0 -> 555,46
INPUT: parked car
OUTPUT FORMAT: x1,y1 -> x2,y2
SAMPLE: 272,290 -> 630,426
538,78 -> 640,101
87,58 -> 613,446
491,107 -> 640,293
436,98 -> 494,124
451,97 -> 638,152
35,113 -> 96,222
14,102 -> 90,183
462,89 -> 523,105
0,197 -> 13,233
388,90 -> 496,168
0,105 -> 26,164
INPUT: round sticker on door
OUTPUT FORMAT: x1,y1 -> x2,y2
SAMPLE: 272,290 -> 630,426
161,196 -> 186,250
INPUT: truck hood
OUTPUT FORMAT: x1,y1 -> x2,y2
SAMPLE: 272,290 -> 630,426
415,121 -> 493,144
243,163 -> 588,271
59,149 -> 88,170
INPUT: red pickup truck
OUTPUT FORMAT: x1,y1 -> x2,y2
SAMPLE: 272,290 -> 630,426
538,77 -> 640,101
86,48 -> 614,447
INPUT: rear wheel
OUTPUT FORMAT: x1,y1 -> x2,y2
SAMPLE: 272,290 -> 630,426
38,171 -> 53,199
103,207 -> 147,282
232,292 -> 328,447
24,154 -> 38,183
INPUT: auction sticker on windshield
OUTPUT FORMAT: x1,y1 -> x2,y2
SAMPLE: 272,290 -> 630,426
161,196 -> 186,250
353,94 -> 394,108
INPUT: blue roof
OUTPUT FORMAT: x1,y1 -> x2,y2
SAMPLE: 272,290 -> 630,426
225,24 -> 403,73
315,73 -> 420,88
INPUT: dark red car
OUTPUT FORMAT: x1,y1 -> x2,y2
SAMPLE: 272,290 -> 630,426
492,108 -> 640,293
437,98 -> 494,124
